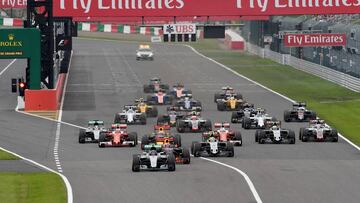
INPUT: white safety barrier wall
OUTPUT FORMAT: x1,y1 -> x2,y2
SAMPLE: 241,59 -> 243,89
245,42 -> 360,92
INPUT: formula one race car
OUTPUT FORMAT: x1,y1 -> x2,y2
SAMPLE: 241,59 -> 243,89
157,109 -> 186,127
299,119 -> 338,142
242,108 -> 275,129
284,102 -> 317,122
132,144 -> 176,172
162,144 -> 191,164
146,90 -> 173,105
255,121 -> 295,144
212,122 -> 242,146
191,136 -> 234,157
143,77 -> 169,93
114,106 -> 146,125
216,96 -> 251,111
168,83 -> 192,100
214,86 -> 242,102
174,94 -> 202,111
231,104 -> 256,123
98,124 -> 138,148
79,120 -> 108,143
176,112 -> 212,133
136,45 -> 154,61
141,131 -> 181,150
134,98 -> 158,117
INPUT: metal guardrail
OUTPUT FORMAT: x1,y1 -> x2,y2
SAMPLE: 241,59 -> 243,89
246,43 -> 360,92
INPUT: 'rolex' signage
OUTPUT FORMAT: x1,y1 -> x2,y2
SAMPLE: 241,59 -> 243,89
0,29 -> 41,89
0,34 -> 23,47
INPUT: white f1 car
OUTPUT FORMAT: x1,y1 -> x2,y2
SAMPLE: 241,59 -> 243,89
114,106 -> 146,125
242,108 -> 275,129
299,119 -> 338,142
176,112 -> 212,133
255,121 -> 296,144
132,145 -> 176,172
78,120 -> 108,143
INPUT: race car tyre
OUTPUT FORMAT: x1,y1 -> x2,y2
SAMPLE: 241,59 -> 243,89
258,131 -> 266,144
214,93 -> 222,102
191,141 -> 199,155
255,130 -> 261,142
174,134 -> 182,147
78,130 -> 86,144
231,112 -> 238,123
140,114 -> 147,125
143,85 -> 151,93
288,130 -> 296,144
160,84 -> 169,91
167,154 -> 176,171
193,143 -> 202,157
309,111 -> 317,120
284,110 -> 291,122
226,143 -> 234,157
234,132 -> 242,146
176,121 -> 185,133
217,102 -> 226,111
98,133 -> 107,148
132,155 -> 141,172
146,95 -> 153,104
236,93 -> 243,100
150,107 -> 158,117
331,129 -> 338,142
301,135 -> 308,142
114,114 -> 121,124
299,128 -> 305,140
204,120 -> 212,131
167,96 -> 174,105
141,136 -> 150,150
128,132 -> 138,147
157,115 -> 169,125
242,117 -> 251,129
182,148 -> 191,164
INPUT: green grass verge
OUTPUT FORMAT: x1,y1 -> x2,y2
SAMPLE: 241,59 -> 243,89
0,150 -> 19,160
0,172 -> 66,203
190,39 -> 360,146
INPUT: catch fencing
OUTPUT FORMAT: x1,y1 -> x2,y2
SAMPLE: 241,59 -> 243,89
246,43 -> 360,92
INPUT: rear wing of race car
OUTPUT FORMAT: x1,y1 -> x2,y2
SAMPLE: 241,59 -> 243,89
124,105 -> 137,110
309,119 -> 325,125
154,125 -> 171,132
144,144 -> 162,152
221,86 -> 234,91
265,120 -> 281,128
214,122 -> 230,128
293,102 -> 307,108
181,93 -> 192,98
88,120 -> 104,126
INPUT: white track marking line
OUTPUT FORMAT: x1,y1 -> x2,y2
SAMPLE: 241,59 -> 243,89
0,59 -> 16,76
0,146 -> 73,203
14,52 -> 75,203
200,157 -> 263,203
186,45 -> 360,152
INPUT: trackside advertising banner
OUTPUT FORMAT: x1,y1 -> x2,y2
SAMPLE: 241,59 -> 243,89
54,0 -> 360,17
284,33 -> 347,47
0,0 -> 27,8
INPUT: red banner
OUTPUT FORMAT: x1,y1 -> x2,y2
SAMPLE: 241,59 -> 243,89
73,16 -> 270,23
54,0 -> 360,17
284,33 -> 347,47
0,0 -> 27,8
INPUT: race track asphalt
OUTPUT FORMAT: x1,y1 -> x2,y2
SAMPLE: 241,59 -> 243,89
1,38 -> 359,203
